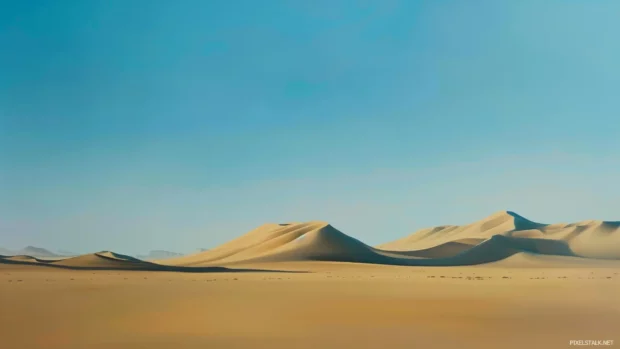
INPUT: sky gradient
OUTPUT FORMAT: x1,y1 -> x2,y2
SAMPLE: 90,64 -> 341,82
1,0 -> 619,255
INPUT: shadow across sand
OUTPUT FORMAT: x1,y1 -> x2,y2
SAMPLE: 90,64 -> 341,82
0,257 -> 306,273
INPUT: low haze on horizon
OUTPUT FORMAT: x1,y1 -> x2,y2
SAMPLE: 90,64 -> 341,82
1,0 -> 619,255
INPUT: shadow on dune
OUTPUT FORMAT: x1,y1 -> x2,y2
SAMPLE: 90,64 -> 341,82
274,235 -> 579,267
408,235 -> 576,266
379,240 -> 480,259
372,236 -> 575,267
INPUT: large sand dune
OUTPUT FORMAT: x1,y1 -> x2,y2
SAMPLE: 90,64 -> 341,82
379,211 -> 620,260
379,211 -> 547,250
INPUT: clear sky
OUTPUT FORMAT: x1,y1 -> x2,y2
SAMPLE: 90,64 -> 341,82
1,0 -> 619,255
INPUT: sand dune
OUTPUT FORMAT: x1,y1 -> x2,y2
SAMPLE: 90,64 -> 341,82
3,212 -> 619,349
0,251 -> 157,270
6,211 -> 619,270
51,252 -> 151,269
157,213 -> 620,268
0,251 -> 293,273
379,211 -> 620,260
161,221 -> 375,266
377,211 -> 546,250
3,255 -> 43,263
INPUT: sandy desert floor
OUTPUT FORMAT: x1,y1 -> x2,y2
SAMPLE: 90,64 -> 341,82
1,262 -> 619,349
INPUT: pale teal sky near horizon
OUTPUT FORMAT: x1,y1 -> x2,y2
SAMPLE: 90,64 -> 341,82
1,0 -> 619,255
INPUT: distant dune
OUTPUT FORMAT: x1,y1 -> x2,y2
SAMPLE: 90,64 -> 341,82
0,250 -> 279,272
3,211 -> 619,270
52,251 -> 156,269
0,251 -> 156,270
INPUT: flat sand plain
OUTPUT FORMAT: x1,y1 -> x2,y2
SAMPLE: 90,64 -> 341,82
1,262 -> 618,349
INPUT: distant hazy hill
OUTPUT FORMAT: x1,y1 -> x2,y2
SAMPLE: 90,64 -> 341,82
0,247 -> 15,256
19,246 -> 61,257
0,246 -> 69,258
137,250 -> 184,260
57,249 -> 79,256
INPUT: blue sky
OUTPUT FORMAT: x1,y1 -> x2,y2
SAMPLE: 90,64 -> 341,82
1,0 -> 619,255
